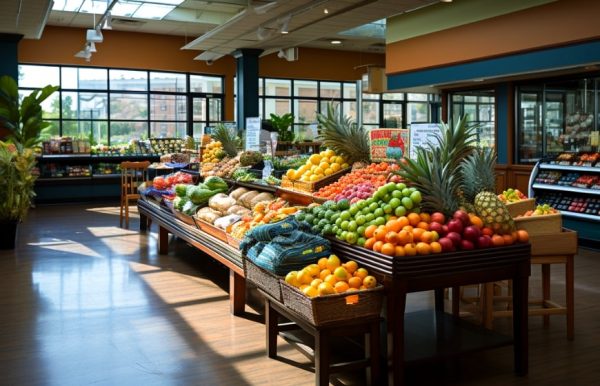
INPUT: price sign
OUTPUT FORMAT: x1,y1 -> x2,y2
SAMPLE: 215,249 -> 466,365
409,123 -> 443,159
369,128 -> 409,162
245,117 -> 261,151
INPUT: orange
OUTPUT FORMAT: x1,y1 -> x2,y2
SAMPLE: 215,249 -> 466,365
343,260 -> 358,274
334,281 -> 350,293
419,212 -> 431,223
482,227 -> 494,237
373,240 -> 384,253
364,237 -> 376,250
398,230 -> 413,245
306,263 -> 320,277
381,242 -> 396,256
412,228 -> 425,242
354,268 -> 369,280
404,243 -> 417,256
317,282 -> 335,296
407,212 -> 421,226
385,231 -> 399,244
363,275 -> 377,289
326,254 -> 341,271
364,225 -> 377,239
395,245 -> 406,257
317,257 -> 328,270
491,234 -> 505,247
430,241 -> 442,254
469,215 -> 484,229
416,221 -> 429,230
420,231 -> 434,243
397,216 -> 410,229
297,269 -> 313,285
348,276 -> 362,289
319,269 -> 332,281
310,278 -> 323,288
416,242 -> 432,255
402,225 -> 414,233
516,230 -> 529,243
374,226 -> 387,241
324,274 -> 337,286
502,234 -> 515,245
385,219 -> 402,233
333,266 -> 350,281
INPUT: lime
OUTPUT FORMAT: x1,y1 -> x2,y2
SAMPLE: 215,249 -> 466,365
332,225 -> 339,234
330,203 -> 338,211
325,209 -> 335,220
357,225 -> 367,237
361,207 -> 371,215
365,198 -> 376,206
305,214 -> 315,224
340,211 -> 351,221
386,182 -> 397,193
396,183 -> 407,191
357,237 -> 366,247
338,199 -> 350,210
372,190 -> 383,200
330,213 -> 340,223
322,224 -> 333,235
374,208 -> 384,218
317,210 -> 326,219
382,194 -> 391,203
402,188 -> 412,197
340,231 -> 348,240
368,202 -> 379,212
349,206 -> 360,216
335,217 -> 343,227
410,190 -> 422,204
389,197 -> 401,209
340,220 -> 350,231
385,214 -> 392,222
383,204 -> 393,214
394,206 -> 407,217
345,232 -> 358,244
348,221 -> 358,232
296,212 -> 306,221
357,200 -> 367,210
355,215 -> 366,226
318,218 -> 329,227
392,190 -> 403,199
374,216 -> 386,226
401,197 -> 414,210
365,213 -> 375,222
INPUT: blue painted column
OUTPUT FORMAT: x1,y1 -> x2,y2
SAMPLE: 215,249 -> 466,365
0,33 -> 22,80
495,83 -> 510,164
233,49 -> 263,133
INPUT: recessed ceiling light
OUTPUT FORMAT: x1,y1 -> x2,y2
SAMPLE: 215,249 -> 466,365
440,0 -> 453,2
324,8 -> 329,14
331,40 -> 342,45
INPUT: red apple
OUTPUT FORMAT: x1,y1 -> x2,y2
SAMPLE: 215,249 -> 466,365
446,231 -> 462,247
453,210 -> 471,226
442,225 -> 449,235
428,221 -> 444,235
438,237 -> 455,252
477,235 -> 492,249
447,219 -> 464,234
460,239 -> 475,250
431,212 -> 446,224
463,225 -> 481,242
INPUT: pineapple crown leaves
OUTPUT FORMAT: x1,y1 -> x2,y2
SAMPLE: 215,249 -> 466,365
433,115 -> 479,170
460,147 -> 498,202
316,102 -> 370,164
211,123 -> 240,157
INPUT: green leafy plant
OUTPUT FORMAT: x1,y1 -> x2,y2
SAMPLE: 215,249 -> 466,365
269,113 -> 295,142
0,142 -> 37,220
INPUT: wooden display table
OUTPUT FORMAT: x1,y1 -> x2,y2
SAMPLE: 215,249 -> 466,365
137,199 -> 246,315
332,240 -> 531,386
264,294 -> 381,386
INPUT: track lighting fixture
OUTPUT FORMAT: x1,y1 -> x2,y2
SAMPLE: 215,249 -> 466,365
280,14 -> 291,34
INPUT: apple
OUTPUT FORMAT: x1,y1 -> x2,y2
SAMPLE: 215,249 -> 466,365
431,212 -> 446,224
446,231 -> 462,247
463,225 -> 481,242
447,219 -> 464,234
442,225 -> 449,235
453,210 -> 471,226
438,237 -> 455,252
460,239 -> 475,250
477,235 -> 491,249
428,221 -> 444,235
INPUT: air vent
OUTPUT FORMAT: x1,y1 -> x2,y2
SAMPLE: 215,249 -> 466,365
112,18 -> 146,26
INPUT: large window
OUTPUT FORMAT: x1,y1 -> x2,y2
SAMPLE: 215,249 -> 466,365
18,64 -> 224,145
449,90 -> 496,149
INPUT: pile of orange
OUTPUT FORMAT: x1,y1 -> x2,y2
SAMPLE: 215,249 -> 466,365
314,162 -> 400,200
285,255 -> 378,298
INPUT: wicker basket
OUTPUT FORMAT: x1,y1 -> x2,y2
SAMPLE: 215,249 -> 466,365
280,280 -> 384,326
515,212 -> 562,236
506,198 -> 536,218
243,257 -> 284,302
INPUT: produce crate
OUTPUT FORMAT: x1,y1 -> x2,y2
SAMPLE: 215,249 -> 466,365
529,228 -> 578,256
243,257 -> 284,302
226,233 -> 242,249
280,167 -> 351,193
280,280 -> 384,326
515,213 -> 562,236
192,216 -> 228,242
168,203 -> 196,226
506,198 -> 536,218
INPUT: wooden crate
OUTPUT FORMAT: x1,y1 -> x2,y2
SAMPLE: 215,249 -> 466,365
192,216 -> 228,242
529,228 -> 578,256
506,198 -> 536,218
281,167 -> 350,193
515,213 -> 562,236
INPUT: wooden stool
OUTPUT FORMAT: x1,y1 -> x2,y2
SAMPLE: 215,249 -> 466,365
264,297 -> 381,386
119,161 -> 150,228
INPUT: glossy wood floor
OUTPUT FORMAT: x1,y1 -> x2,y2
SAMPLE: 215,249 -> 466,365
1,204 -> 599,385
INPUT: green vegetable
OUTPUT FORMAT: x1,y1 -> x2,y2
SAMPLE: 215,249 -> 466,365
175,184 -> 188,197
188,187 -> 217,205
181,200 -> 199,216
174,196 -> 188,211
204,176 -> 228,191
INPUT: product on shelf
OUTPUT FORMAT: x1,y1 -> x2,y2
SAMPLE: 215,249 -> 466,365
284,149 -> 349,182
149,138 -> 185,155
557,172 -> 580,186
553,152 -> 577,165
535,171 -> 562,184
202,156 -> 240,178
498,188 -> 528,203
151,171 -> 194,191
572,175 -> 599,188
518,204 -> 559,217
284,255 -> 377,298
537,192 -> 600,215
239,151 -> 264,167
202,141 -> 225,163
575,152 -> 600,166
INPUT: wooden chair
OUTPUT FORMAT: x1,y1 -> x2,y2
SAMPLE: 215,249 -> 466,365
120,161 -> 150,228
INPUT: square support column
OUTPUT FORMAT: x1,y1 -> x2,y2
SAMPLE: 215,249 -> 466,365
233,49 -> 263,133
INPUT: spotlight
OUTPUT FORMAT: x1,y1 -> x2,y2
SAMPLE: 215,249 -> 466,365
86,28 -> 103,43
280,14 -> 291,34
103,11 -> 112,30
88,42 -> 97,53
324,8 -> 329,14
75,46 -> 92,60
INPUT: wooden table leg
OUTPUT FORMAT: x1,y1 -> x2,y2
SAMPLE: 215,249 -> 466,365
369,319 -> 381,386
139,212 -> 148,231
315,330 -> 330,386
566,255 -> 574,341
158,226 -> 169,254
542,264 -> 551,328
512,274 -> 529,376
434,288 -> 445,313
265,300 -> 278,358
392,291 -> 407,386
482,282 -> 494,330
229,270 -> 246,316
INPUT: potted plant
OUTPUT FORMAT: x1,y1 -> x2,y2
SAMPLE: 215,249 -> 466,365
0,75 -> 58,249
269,113 -> 295,143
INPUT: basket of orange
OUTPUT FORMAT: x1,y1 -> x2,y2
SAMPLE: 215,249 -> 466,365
280,255 -> 384,326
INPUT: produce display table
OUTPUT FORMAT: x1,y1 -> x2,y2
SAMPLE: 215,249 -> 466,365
264,294 -> 381,386
332,240 -> 531,386
137,199 -> 246,315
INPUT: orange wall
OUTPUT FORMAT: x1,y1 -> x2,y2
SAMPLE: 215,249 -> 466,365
19,26 -> 384,120
386,0 -> 600,75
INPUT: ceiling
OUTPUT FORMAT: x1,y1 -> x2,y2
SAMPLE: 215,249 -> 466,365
0,0 -> 442,62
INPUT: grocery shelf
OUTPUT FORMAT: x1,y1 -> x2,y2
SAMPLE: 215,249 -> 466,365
532,183 -> 600,196
560,211 -> 600,222
37,176 -> 91,182
539,164 -> 600,173
92,174 -> 121,179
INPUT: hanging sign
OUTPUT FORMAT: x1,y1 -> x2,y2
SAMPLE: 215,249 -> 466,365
369,128 -> 409,162
245,117 -> 261,151
409,123 -> 443,159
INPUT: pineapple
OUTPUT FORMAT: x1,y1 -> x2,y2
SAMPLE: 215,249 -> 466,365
316,103 -> 370,164
211,124 -> 239,158
461,148 -> 515,234
397,116 -> 477,217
